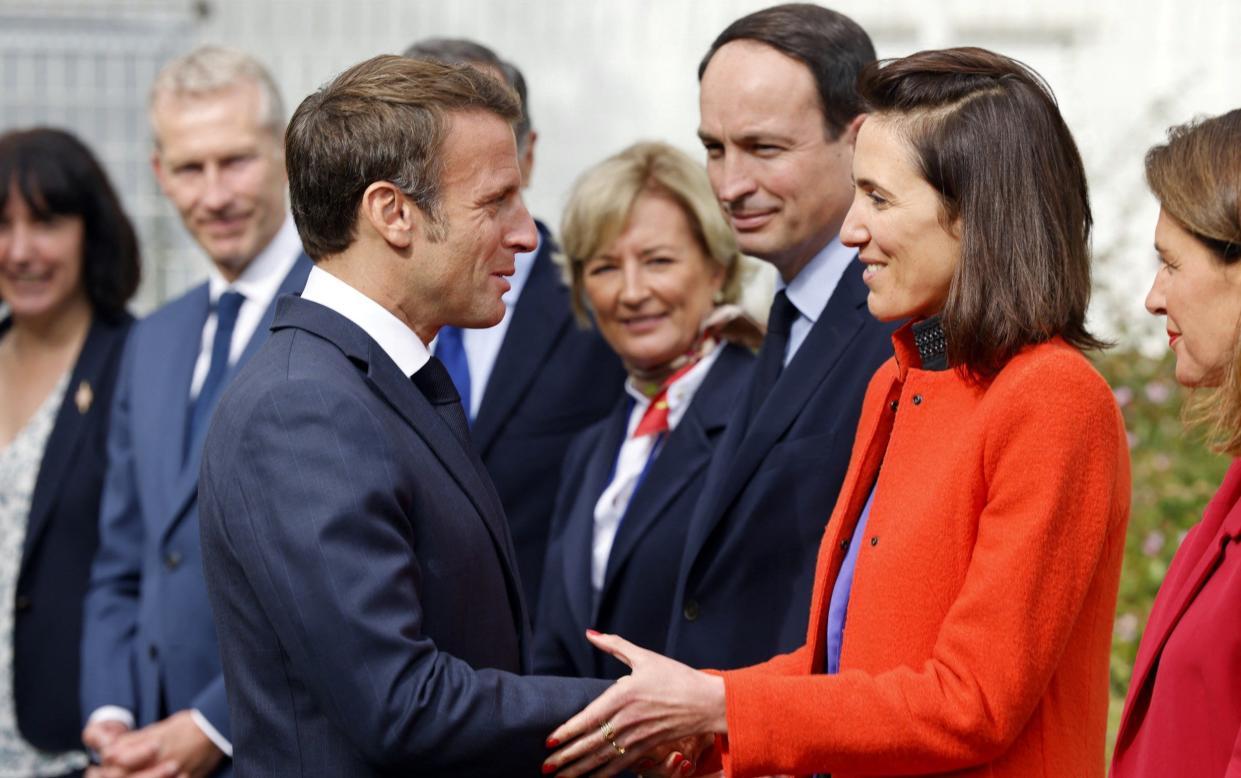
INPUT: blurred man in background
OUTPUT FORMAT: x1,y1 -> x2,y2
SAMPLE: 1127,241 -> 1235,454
80,45 -> 311,777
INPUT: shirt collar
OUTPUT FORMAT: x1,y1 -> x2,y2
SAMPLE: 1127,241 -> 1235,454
206,214 -> 303,306
299,264 -> 431,377
622,342 -> 723,428
777,235 -> 855,323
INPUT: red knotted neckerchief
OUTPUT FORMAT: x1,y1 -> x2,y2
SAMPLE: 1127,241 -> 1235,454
630,333 -> 718,438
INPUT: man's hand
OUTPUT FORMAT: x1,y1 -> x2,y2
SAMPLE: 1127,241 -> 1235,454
95,711 -> 224,778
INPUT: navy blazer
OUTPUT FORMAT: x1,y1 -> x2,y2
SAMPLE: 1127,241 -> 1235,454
80,254 -> 311,755
9,313 -> 131,752
665,259 -> 897,670
472,222 -> 625,612
199,296 -> 609,777
533,344 -> 753,679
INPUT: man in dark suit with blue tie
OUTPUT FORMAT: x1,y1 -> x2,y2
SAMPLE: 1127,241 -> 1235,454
666,4 -> 897,670
403,38 -> 625,611
197,54 -> 609,776
80,47 -> 311,777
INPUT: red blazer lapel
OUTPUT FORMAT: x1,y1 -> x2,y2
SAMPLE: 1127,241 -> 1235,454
1121,459 -> 1241,737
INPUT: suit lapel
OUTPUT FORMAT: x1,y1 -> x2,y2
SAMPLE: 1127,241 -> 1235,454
163,254 -> 313,539
601,347 -> 745,599
684,260 -> 870,556
155,284 -> 209,529
1122,462 -> 1241,731
19,317 -> 126,566
471,227 -> 571,456
562,401 -> 629,633
272,296 -> 524,604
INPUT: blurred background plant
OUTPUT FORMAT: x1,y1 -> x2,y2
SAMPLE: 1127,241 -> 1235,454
1091,347 -> 1230,757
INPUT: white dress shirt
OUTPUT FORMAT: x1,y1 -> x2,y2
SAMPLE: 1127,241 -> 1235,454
591,344 -> 723,597
437,231 -> 541,418
190,215 -> 304,398
778,235 -> 855,366
300,265 -> 431,377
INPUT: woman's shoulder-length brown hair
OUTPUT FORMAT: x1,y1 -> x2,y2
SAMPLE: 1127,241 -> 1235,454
1146,109 -> 1241,455
858,47 -> 1105,380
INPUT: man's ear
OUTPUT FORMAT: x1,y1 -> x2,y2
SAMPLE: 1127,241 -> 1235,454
841,113 -> 867,148
359,181 -> 416,250
518,130 -> 538,189
151,149 -> 172,198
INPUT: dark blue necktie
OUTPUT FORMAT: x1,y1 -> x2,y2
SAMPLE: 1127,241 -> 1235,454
434,325 -> 472,423
411,356 -> 472,451
746,290 -> 799,426
186,290 -> 245,462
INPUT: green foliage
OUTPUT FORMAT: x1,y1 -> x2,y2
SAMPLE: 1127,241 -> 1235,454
1090,347 -> 1230,755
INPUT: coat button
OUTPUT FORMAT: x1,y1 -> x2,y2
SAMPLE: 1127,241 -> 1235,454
912,394 -> 923,405
840,538 -> 850,551
683,599 -> 700,622
889,400 -> 898,412
14,594 -> 31,612
870,536 -> 879,546
148,643 -> 159,660
164,551 -> 182,571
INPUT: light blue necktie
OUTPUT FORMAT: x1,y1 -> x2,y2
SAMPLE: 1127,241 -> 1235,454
434,325 -> 472,423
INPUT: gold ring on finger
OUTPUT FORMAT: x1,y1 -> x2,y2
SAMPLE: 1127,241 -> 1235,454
599,719 -> 616,742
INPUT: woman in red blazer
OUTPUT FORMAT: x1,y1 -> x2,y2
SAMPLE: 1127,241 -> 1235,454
1111,109 -> 1241,777
543,47 -> 1130,778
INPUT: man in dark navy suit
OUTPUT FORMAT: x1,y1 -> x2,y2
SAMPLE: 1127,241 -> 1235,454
80,46 -> 312,777
666,4 -> 897,670
403,38 -> 625,611
198,55 -> 608,776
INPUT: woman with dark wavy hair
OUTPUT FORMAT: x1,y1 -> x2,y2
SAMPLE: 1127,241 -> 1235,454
542,47 -> 1130,778
1111,108 -> 1241,778
0,127 -> 138,776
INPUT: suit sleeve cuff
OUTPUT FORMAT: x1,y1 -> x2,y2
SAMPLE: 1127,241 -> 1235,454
88,705 -> 135,730
190,709 -> 233,758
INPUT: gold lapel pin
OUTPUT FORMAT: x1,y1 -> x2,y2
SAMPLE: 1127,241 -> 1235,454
75,380 -> 93,414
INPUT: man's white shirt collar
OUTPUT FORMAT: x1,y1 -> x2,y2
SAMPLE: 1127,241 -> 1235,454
300,265 -> 430,377
206,214 -> 302,306
778,234 -> 855,323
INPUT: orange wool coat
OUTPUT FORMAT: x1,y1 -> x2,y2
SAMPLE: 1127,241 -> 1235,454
716,329 -> 1131,778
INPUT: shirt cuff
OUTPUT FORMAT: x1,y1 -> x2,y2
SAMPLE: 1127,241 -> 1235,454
88,706 -> 135,730
190,708 -> 233,758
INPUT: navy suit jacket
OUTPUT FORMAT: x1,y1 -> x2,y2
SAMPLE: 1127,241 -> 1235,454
665,259 -> 897,670
9,313 -> 131,752
533,344 -> 753,679
198,296 -> 608,776
80,254 -> 311,752
472,222 -> 625,611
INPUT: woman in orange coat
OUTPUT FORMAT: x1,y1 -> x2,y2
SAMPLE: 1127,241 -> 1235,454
1111,110 -> 1241,777
543,47 -> 1130,778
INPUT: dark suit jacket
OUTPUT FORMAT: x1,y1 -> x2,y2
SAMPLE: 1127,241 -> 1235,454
665,259 -> 897,670
81,254 -> 312,752
473,222 -> 625,611
8,313 -> 131,751
198,295 -> 609,777
533,344 -> 753,679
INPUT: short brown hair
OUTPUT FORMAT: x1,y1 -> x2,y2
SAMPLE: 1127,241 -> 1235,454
699,4 -> 875,139
560,141 -> 743,325
1146,109 -> 1241,454
858,47 -> 1104,379
285,54 -> 520,259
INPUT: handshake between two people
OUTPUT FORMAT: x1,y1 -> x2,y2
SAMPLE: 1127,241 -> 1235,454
542,630 -> 728,778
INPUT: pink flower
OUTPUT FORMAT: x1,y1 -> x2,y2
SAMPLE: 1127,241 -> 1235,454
1143,530 -> 1166,557
1145,381 -> 1172,404
1115,612 -> 1139,643
1113,386 -> 1135,408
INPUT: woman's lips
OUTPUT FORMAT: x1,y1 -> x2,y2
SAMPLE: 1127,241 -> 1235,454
1168,331 -> 1180,347
620,313 -> 667,334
